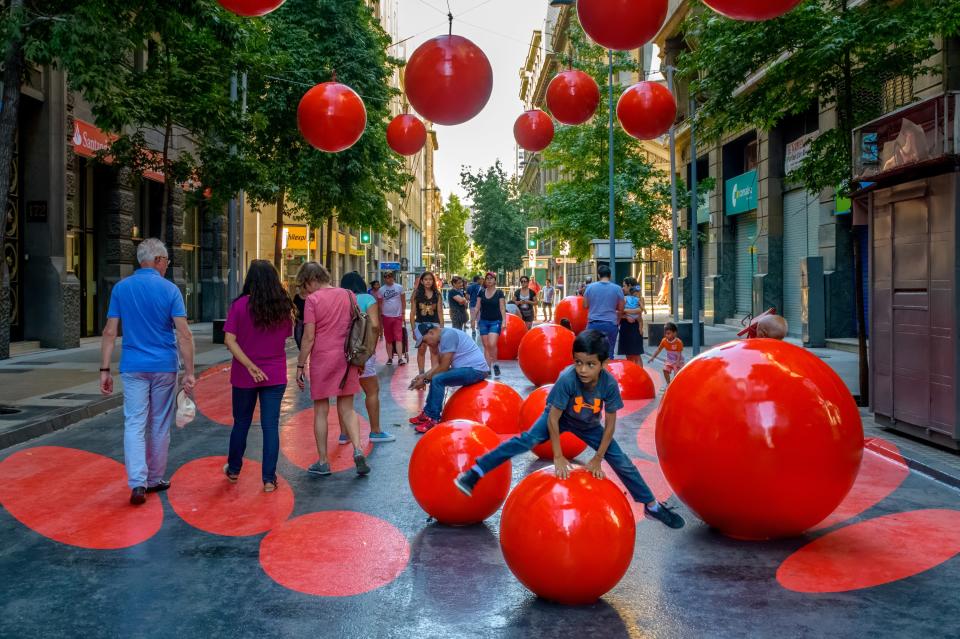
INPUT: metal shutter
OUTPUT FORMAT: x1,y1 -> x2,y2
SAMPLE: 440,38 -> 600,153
782,190 -> 807,337
735,213 -> 757,315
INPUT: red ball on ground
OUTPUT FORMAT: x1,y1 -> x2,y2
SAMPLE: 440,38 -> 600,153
500,467 -> 636,605
520,385 -> 588,459
297,82 -> 366,152
577,0 -> 668,51
554,296 -> 588,334
605,360 -> 655,400
513,110 -> 555,152
617,81 -> 677,141
408,420 -> 512,526
518,324 -> 575,387
387,114 -> 427,156
656,339 -> 864,540
217,0 -> 285,17
404,35 -> 493,126
546,69 -> 601,125
497,313 -> 528,360
441,381 -> 524,435
703,0 -> 803,21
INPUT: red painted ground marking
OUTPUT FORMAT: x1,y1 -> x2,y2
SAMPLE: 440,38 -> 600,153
618,398 -> 653,420
601,457 -> 672,522
0,447 -> 162,549
813,438 -> 908,531
635,407 -> 659,457
259,511 -> 410,596
777,509 -> 960,593
280,405 -> 372,472
194,361 -> 302,426
167,456 -> 294,537
389,360 -> 427,414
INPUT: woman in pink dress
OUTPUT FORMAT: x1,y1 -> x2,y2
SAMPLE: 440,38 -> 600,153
295,262 -> 370,476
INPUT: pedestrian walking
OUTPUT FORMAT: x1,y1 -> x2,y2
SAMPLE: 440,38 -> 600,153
99,238 -> 195,505
474,271 -> 506,377
466,275 -> 483,337
410,271 -> 444,375
448,276 -> 470,331
541,279 -> 556,321
222,260 -> 294,493
294,261 -> 325,350
378,271 -> 406,366
618,277 -> 646,364
583,265 -> 625,355
514,276 -> 537,329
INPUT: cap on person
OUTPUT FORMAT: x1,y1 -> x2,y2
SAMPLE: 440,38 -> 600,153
414,323 -> 439,348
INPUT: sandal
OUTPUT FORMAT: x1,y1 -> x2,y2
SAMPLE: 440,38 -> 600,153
263,480 -> 277,493
223,463 -> 239,483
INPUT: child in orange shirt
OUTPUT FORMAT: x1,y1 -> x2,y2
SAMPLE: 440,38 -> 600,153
648,322 -> 685,385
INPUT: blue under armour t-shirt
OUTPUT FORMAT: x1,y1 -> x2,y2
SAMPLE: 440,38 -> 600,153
546,366 -> 623,429
107,268 -> 187,373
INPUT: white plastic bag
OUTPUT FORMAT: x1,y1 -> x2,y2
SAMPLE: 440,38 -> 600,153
176,389 -> 196,428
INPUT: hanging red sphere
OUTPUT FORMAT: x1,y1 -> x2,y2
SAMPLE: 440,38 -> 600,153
577,0 -> 668,51
386,114 -> 427,156
656,339 -> 864,540
617,81 -> 676,141
297,82 -> 366,153
217,0 -> 285,17
518,325 -> 575,387
554,296 -> 588,335
702,0 -> 803,21
441,381 -> 524,435
520,385 -> 588,460
497,313 -> 528,360
546,69 -> 601,125
604,360 -> 655,400
500,467 -> 636,605
404,34 -> 493,126
513,110 -> 555,153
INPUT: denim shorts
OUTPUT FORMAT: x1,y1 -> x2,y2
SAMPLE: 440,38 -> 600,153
477,319 -> 502,336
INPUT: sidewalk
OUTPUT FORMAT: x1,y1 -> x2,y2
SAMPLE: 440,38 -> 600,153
0,323 -> 231,449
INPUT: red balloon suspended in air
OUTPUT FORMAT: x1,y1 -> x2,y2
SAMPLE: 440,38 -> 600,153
386,114 -> 427,156
297,82 -> 366,153
404,34 -> 493,126
520,385 -> 588,460
617,81 -> 677,140
497,313 -> 528,360
441,380 -> 524,435
577,0 -> 668,51
656,339 -> 864,540
513,110 -> 555,153
554,296 -> 588,335
518,324 -> 575,387
546,69 -> 601,125
703,0 -> 803,21
217,0 -> 285,17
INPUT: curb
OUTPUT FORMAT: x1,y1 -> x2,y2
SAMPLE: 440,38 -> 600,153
866,437 -> 960,491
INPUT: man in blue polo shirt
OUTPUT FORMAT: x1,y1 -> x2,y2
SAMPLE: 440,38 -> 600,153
100,238 -> 196,506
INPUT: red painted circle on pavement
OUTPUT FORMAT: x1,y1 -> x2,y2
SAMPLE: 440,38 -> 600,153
777,509 -> 960,593
167,456 -> 294,537
601,457 -> 673,523
390,359 -> 427,414
194,363 -> 301,426
281,406 -> 372,472
259,511 -> 410,596
636,407 -> 659,457
0,446 -> 163,549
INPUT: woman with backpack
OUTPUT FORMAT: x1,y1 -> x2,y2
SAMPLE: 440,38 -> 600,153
296,263 -> 371,477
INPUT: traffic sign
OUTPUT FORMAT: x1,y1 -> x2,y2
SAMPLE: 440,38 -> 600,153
380,262 -> 401,272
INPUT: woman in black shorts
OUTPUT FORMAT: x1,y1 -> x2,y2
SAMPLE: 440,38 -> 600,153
513,276 -> 537,329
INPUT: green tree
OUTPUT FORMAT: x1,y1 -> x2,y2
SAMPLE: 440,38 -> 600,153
437,194 -> 470,276
461,162 -> 526,274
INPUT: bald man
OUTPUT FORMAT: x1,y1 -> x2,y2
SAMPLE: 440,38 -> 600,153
756,314 -> 788,340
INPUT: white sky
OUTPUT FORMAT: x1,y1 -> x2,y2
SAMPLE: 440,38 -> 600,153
397,0 -> 547,202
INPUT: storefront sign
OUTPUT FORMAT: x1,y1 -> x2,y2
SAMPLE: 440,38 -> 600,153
282,226 -> 317,251
73,119 -> 165,183
725,169 -> 758,216
785,132 -> 817,174
380,262 -> 401,272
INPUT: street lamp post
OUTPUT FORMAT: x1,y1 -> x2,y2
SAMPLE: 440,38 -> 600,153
607,49 -> 616,282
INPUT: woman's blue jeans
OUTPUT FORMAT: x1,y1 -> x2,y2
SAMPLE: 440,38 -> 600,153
227,384 -> 286,483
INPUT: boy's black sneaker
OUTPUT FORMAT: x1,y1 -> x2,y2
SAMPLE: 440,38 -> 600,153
492,364 -> 501,377
644,502 -> 685,529
454,469 -> 481,497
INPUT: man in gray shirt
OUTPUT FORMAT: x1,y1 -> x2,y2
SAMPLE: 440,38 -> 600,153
583,264 -> 624,354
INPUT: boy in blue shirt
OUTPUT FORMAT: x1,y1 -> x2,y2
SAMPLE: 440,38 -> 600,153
455,330 -> 684,529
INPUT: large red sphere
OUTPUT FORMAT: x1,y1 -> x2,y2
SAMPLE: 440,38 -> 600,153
554,296 -> 588,334
404,35 -> 493,126
497,312 -> 528,360
518,325 -> 575,387
656,339 -> 864,540
577,0 -> 668,51
297,82 -> 366,153
386,114 -> 427,156
520,385 -> 588,460
617,81 -> 677,140
513,110 -> 555,153
546,69 -> 601,125
441,381 -> 523,435
703,0 -> 803,21
500,467 -> 636,604
217,0 -> 285,17
408,420 -> 511,526
605,360 -> 655,400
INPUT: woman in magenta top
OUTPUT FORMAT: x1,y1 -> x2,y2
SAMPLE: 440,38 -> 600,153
295,263 -> 370,477
222,260 -> 294,492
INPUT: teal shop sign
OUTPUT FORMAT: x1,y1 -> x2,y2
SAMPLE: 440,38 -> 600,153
725,169 -> 758,215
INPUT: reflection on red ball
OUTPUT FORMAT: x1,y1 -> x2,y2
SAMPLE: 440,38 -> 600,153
500,467 -> 636,605
554,296 -> 588,334
387,114 -> 427,156
520,385 -> 588,459
617,81 -> 677,140
217,0 -> 285,17
297,82 -> 366,152
546,69 -> 600,125
703,0 -> 802,21
656,339 -> 863,540
408,420 -> 511,526
514,110 -> 555,152
404,35 -> 493,126
577,0 -> 668,51
441,381 -> 523,435
518,325 -> 575,387
605,360 -> 655,400
497,313 -> 528,360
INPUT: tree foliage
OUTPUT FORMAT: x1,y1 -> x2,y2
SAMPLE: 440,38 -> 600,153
437,194 -> 470,277
461,162 -> 526,274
